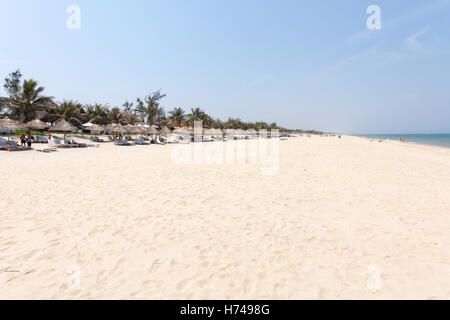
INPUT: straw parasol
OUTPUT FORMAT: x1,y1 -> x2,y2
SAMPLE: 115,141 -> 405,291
24,119 -> 50,131
49,120 -> 78,142
159,126 -> 172,135
146,126 -> 157,134
135,123 -> 150,133
0,117 -> 23,142
106,123 -> 118,131
173,128 -> 192,141
88,124 -> 104,132
125,124 -> 141,134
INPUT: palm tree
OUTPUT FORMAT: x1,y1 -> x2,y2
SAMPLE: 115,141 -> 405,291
45,100 -> 84,126
122,100 -> 134,111
85,103 -> 110,124
187,107 -> 207,127
135,90 -> 166,124
168,107 -> 185,127
108,107 -> 123,124
0,78 -> 54,123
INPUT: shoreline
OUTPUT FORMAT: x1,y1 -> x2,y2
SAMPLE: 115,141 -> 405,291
350,134 -> 450,150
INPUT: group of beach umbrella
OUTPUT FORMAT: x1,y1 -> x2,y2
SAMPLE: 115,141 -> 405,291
0,117 -> 51,142
105,123 -> 163,135
1,117 -> 233,143
0,117 -> 178,143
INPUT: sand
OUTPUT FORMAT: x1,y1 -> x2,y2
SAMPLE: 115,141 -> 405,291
1,135 -> 449,299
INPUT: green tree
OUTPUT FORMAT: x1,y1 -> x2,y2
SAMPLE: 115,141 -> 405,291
122,100 -> 134,111
168,107 -> 186,127
135,90 -> 166,124
3,69 -> 22,99
45,100 -> 84,125
0,71 -> 54,123
108,107 -> 123,124
85,103 -> 110,124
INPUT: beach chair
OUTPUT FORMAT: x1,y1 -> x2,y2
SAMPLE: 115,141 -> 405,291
155,136 -> 167,145
90,136 -> 104,142
135,139 -> 150,145
35,138 -> 59,152
1,140 -> 32,152
114,140 -> 132,146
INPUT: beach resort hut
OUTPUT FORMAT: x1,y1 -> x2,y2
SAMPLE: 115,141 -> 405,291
49,120 -> 78,143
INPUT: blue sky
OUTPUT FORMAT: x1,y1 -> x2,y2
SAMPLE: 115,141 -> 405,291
1,0 -> 449,133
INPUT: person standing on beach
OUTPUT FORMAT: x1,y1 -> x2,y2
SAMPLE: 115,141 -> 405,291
26,134 -> 32,148
20,134 -> 26,146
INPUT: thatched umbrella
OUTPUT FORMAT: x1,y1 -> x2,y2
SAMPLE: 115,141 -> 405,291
88,124 -> 104,132
106,123 -> 125,138
123,124 -> 142,140
124,124 -> 140,134
106,123 -> 118,131
49,120 -> 78,143
159,126 -> 172,135
173,128 -> 192,141
135,123 -> 149,133
146,126 -> 158,135
24,119 -> 50,131
86,124 -> 104,140
0,117 -> 23,142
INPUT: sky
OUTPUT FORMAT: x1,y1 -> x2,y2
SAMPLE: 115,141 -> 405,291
0,0 -> 449,134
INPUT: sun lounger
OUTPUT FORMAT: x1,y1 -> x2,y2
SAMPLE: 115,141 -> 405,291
31,136 -> 48,143
90,136 -> 104,142
135,139 -> 150,145
114,140 -> 132,146
35,138 -> 61,152
154,136 -> 167,145
0,141 -> 32,152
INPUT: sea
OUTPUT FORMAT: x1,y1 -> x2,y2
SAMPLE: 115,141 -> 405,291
356,134 -> 450,149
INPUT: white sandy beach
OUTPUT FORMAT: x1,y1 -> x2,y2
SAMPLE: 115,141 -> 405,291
1,135 -> 449,299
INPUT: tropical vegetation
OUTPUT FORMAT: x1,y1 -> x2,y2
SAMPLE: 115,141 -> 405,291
1,69 -> 320,134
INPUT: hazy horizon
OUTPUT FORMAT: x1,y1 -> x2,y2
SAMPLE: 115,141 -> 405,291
1,0 -> 449,134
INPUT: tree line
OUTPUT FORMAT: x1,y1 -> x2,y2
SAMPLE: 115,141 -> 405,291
0,69 -> 319,133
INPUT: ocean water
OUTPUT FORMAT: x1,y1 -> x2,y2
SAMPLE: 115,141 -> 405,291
356,134 -> 450,149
